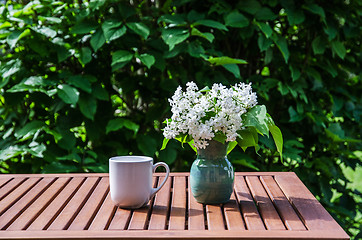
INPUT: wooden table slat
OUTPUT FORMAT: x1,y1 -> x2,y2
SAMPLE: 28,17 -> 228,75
0,177 -> 40,215
47,177 -> 99,230
187,176 -> 205,230
7,177 -> 70,230
148,175 -> 172,230
260,176 -> 306,230
169,176 -> 186,230
27,177 -> 84,231
275,174 -> 345,232
0,172 -> 349,240
0,177 -> 26,200
0,177 -> 55,230
206,204 -> 225,230
68,177 -> 109,230
0,177 -> 11,189
234,175 -> 265,230
88,190 -> 115,230
107,208 -> 132,230
223,191 -> 245,230
246,176 -> 285,230
127,177 -> 157,230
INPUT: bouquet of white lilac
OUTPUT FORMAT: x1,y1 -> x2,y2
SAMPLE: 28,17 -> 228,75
162,81 -> 283,158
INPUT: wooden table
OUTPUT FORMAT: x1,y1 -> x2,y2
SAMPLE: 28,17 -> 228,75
0,172 -> 349,239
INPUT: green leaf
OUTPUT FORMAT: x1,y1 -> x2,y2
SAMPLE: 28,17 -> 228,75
193,19 -> 228,31
0,146 -> 23,161
224,11 -> 249,28
237,128 -> 259,151
89,0 -> 106,10
232,158 -> 260,171
303,3 -> 325,20
139,53 -> 155,69
106,118 -> 139,134
258,35 -> 272,52
42,162 -> 78,173
161,28 -> 190,51
79,47 -> 92,65
187,41 -> 205,58
28,144 -> 46,158
102,20 -> 126,41
90,29 -> 106,52
159,145 -> 178,165
223,64 -> 241,79
325,123 -> 360,143
207,56 -> 247,66
324,24 -> 337,40
15,120 -> 45,139
137,135 -> 157,156
92,85 -> 109,100
273,36 -> 289,63
79,95 -> 97,120
266,115 -> 283,159
312,36 -> 327,55
56,46 -> 72,63
255,7 -> 277,21
289,65 -> 301,81
67,75 -> 92,93
288,106 -> 304,122
214,132 -> 227,144
0,59 -> 22,80
161,138 -> 170,150
126,22 -> 150,39
256,22 -> 273,38
70,20 -> 97,34
158,14 -> 187,25
191,28 -> 214,43
331,41 -> 346,59
106,118 -> 124,134
7,29 -> 31,49
123,119 -> 139,134
188,140 -> 197,153
243,105 -> 269,136
30,26 -> 57,38
227,141 -> 238,155
57,84 -> 79,105
264,48 -> 273,64
7,76 -> 56,97
285,8 -> 305,25
238,0 -> 261,14
111,50 -> 133,67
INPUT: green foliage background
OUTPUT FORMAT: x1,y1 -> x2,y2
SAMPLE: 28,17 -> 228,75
0,0 -> 361,238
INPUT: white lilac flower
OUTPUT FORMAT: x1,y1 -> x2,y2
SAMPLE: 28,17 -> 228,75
164,81 -> 257,149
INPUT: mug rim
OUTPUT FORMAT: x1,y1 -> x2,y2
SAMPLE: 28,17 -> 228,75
109,156 -> 153,163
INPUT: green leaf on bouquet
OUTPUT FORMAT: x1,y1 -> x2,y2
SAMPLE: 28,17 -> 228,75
227,141 -> 238,155
243,105 -> 269,136
214,132 -> 227,144
269,124 -> 283,158
237,127 -> 259,151
188,140 -> 197,153
266,114 -> 283,159
161,138 -> 170,150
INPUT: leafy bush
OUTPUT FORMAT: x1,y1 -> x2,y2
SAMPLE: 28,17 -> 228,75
0,0 -> 361,238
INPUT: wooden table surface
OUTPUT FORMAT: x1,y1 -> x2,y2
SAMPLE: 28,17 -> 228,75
0,172 -> 349,240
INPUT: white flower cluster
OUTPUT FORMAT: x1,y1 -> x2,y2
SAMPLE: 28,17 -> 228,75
163,81 -> 258,149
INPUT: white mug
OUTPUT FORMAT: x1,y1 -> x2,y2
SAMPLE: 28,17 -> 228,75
109,156 -> 170,209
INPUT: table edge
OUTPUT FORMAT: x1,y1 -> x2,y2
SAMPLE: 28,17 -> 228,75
0,230 -> 349,240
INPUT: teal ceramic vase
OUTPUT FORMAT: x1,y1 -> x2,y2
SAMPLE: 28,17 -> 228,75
190,140 -> 234,204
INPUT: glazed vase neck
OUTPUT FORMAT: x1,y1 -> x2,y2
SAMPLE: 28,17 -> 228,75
197,140 -> 228,160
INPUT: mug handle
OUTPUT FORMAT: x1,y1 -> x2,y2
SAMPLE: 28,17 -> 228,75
150,162 -> 170,199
